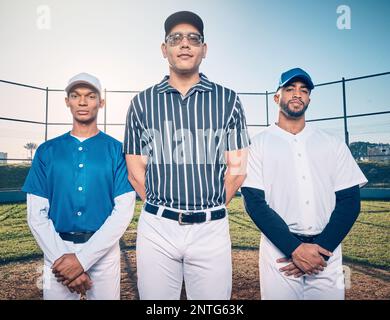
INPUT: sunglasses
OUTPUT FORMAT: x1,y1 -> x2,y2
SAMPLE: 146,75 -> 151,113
165,32 -> 204,47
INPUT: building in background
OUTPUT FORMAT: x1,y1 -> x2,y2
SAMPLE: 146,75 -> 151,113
0,152 -> 7,164
368,145 -> 390,163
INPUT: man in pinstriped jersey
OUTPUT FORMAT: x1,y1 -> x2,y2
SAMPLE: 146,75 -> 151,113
123,11 -> 250,299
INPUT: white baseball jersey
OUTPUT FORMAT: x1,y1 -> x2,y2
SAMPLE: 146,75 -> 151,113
242,123 -> 367,235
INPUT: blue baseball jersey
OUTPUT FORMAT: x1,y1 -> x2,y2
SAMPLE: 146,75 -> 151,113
22,131 -> 133,233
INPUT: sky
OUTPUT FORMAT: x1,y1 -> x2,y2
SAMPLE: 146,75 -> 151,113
0,0 -> 389,159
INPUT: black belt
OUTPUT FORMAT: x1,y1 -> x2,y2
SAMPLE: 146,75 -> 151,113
292,233 -> 319,243
59,232 -> 95,244
144,203 -> 226,225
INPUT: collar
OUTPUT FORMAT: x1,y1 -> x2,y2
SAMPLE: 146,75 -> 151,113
270,122 -> 313,141
66,130 -> 102,143
156,73 -> 213,95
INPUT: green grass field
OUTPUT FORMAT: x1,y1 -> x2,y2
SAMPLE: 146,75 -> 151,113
0,198 -> 389,270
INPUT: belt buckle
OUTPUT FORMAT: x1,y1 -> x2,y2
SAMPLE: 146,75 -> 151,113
178,212 -> 192,225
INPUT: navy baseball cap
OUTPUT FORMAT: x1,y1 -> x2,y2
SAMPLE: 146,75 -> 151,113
164,11 -> 204,37
278,68 -> 314,91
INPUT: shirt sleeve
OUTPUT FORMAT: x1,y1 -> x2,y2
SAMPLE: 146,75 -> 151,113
225,95 -> 251,151
241,136 -> 265,190
241,187 -> 302,257
22,146 -> 48,198
314,185 -> 361,256
113,145 -> 134,198
76,191 -> 136,271
26,193 -> 69,265
333,139 -> 368,192
123,97 -> 149,156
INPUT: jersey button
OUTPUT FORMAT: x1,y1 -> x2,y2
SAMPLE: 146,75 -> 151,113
76,211 -> 82,216
78,147 -> 83,151
305,200 -> 310,205
78,186 -> 83,191
79,164 -> 84,168
298,153 -> 302,157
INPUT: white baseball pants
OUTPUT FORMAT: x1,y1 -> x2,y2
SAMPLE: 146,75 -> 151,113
136,204 -> 232,300
259,234 -> 345,300
42,241 -> 121,300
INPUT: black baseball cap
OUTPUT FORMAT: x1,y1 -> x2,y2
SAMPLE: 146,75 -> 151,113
277,68 -> 314,91
164,11 -> 204,37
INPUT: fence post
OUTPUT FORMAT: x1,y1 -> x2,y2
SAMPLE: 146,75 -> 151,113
104,88 -> 107,133
342,77 -> 349,146
265,91 -> 269,126
45,87 -> 49,141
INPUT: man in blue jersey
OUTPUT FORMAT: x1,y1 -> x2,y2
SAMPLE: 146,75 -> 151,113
23,72 -> 136,300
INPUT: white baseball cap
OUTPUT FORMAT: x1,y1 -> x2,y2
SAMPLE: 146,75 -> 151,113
65,72 -> 102,95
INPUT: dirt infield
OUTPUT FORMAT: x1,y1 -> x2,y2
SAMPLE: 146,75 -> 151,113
0,249 -> 389,300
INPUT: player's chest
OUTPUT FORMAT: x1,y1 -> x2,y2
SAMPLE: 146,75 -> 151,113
47,149 -> 114,180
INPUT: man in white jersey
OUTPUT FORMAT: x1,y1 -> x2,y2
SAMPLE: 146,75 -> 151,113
241,68 -> 367,300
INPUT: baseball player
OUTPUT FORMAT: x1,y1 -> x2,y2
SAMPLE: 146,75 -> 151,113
241,68 -> 367,300
22,72 -> 136,300
124,11 -> 250,299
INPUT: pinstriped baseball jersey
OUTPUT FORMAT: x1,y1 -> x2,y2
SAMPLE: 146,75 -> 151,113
123,73 -> 250,210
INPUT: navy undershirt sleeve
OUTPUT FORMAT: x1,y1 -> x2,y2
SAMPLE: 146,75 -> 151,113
241,185 -> 361,261
241,187 -> 302,257
314,185 -> 361,254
